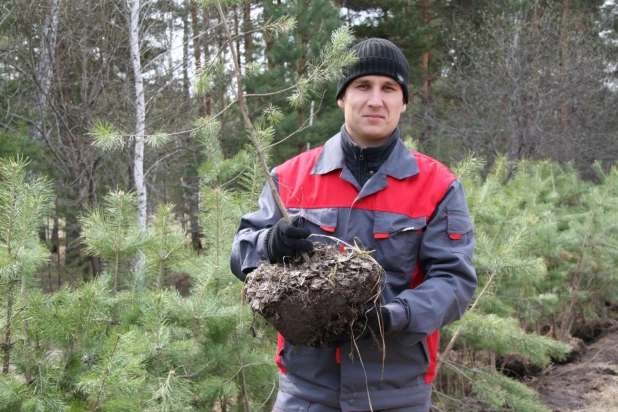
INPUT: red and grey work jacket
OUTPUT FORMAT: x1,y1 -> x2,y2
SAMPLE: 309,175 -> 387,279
231,132 -> 477,411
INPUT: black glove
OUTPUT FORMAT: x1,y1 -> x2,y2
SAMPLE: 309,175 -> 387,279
326,332 -> 351,348
318,305 -> 392,348
311,331 -> 351,348
264,218 -> 314,264
357,303 -> 392,340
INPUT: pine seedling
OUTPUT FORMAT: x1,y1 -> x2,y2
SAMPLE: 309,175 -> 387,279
75,330 -> 149,411
198,124 -> 252,269
238,124 -> 274,211
443,313 -> 569,367
27,276 -> 113,391
0,157 -> 53,387
470,367 -> 551,412
144,204 -> 190,291
435,157 -> 573,411
80,190 -> 150,296
148,369 -> 193,412
140,204 -> 192,378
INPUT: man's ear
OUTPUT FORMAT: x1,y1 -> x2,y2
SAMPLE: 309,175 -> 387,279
337,97 -> 345,109
401,102 -> 407,113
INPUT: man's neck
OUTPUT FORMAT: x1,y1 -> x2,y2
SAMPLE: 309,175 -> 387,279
345,128 -> 395,148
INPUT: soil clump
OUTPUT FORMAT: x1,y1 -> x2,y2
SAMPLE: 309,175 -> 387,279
243,244 -> 383,346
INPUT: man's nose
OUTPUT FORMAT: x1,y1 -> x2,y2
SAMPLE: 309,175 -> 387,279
367,87 -> 383,107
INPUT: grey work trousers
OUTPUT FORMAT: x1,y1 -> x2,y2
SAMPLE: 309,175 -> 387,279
272,390 -> 432,412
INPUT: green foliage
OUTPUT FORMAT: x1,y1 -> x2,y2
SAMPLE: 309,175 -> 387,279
17,194 -> 274,410
287,26 -> 357,109
80,191 -> 150,264
262,104 -> 283,126
443,313 -> 570,367
438,156 -> 618,411
3,1 -> 617,410
260,15 -> 297,37
471,368 -> 551,412
0,158 -> 60,409
240,0 -> 349,164
194,68 -> 214,97
144,203 -> 190,289
0,374 -> 25,410
89,121 -> 170,152
89,120 -> 125,151
148,131 -> 171,149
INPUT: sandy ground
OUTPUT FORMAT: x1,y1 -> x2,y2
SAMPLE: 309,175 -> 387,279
532,326 -> 618,412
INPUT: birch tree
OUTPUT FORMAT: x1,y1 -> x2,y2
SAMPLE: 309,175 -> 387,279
127,0 -> 147,232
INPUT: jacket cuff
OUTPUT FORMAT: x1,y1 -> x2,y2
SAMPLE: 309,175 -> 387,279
384,301 -> 407,333
258,228 -> 272,264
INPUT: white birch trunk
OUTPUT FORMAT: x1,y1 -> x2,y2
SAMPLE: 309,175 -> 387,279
32,0 -> 61,142
128,0 -> 147,231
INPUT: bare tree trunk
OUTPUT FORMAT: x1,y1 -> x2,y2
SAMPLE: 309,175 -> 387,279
183,0 -> 190,102
418,0 -> 433,146
202,4 -> 212,115
127,0 -> 147,232
21,274 -> 32,383
52,195 -> 61,290
88,160 -> 103,277
264,0 -> 276,70
243,1 -> 252,64
560,0 -> 570,132
190,0 -> 206,117
190,194 -> 202,253
2,280 -> 15,374
32,0 -> 61,143
297,30 -> 304,127
234,5 -> 241,66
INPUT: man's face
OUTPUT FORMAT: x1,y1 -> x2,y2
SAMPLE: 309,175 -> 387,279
337,75 -> 407,147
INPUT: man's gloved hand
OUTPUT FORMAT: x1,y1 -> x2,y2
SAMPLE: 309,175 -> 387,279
326,332 -> 351,348
317,304 -> 392,348
357,303 -> 392,340
264,218 -> 314,264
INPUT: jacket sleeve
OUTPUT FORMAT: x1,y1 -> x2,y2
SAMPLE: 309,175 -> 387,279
230,170 -> 283,281
387,179 -> 477,346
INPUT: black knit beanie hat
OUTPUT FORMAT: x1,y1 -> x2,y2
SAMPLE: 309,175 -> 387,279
336,38 -> 410,103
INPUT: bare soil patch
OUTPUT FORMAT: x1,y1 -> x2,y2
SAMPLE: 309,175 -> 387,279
243,245 -> 383,347
532,321 -> 618,411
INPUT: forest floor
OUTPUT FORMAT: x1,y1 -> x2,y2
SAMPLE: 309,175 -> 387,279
531,321 -> 618,412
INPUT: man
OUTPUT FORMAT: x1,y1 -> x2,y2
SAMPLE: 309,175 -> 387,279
230,38 -> 477,412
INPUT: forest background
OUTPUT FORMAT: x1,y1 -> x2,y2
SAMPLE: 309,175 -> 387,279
1,0 -> 618,410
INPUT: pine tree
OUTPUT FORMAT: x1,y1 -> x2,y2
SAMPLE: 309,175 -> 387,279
434,156 -> 572,412
254,0 -> 344,163
0,157 -> 61,409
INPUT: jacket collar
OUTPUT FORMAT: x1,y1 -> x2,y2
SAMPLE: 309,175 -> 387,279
311,128 -> 420,180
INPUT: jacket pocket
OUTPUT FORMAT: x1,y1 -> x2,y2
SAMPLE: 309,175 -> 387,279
419,338 -> 430,366
373,212 -> 427,275
293,208 -> 339,245
446,210 -> 473,260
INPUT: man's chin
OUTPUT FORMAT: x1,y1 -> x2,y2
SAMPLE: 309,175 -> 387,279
359,132 -> 391,144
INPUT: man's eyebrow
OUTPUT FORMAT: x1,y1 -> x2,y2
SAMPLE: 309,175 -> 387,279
351,78 -> 397,86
